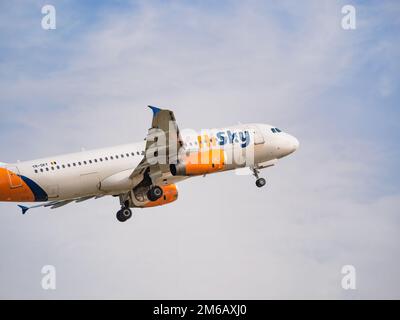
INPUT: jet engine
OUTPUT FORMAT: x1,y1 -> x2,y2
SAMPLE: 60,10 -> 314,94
142,184 -> 179,208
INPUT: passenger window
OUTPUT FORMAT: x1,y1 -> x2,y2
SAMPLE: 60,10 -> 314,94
34,170 -> 38,173
40,169 -> 44,172
116,155 -> 119,159
131,152 -> 135,156
110,156 -> 114,160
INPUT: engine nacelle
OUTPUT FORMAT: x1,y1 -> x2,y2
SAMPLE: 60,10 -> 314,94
143,184 -> 179,208
170,149 -> 225,176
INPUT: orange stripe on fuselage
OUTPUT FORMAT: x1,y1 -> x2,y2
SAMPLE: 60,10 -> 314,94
0,168 -> 35,202
184,149 -> 225,176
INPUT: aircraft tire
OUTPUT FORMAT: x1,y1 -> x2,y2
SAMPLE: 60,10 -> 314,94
116,207 -> 132,222
256,178 -> 266,188
147,186 -> 163,201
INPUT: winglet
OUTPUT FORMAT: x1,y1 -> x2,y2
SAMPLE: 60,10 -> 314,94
148,105 -> 162,116
18,205 -> 29,215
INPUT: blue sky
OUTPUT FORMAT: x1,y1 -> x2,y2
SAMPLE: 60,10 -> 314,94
0,0 -> 399,299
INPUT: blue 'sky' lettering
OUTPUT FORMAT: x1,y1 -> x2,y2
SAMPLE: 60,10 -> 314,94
239,131 -> 250,148
216,132 -> 226,146
226,130 -> 238,144
216,130 -> 250,148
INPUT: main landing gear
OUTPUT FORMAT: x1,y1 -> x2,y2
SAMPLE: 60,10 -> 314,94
147,186 -> 163,202
116,185 -> 163,222
252,168 -> 266,188
116,207 -> 132,222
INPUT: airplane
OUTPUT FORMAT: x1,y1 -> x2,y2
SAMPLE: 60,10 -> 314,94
0,106 -> 299,222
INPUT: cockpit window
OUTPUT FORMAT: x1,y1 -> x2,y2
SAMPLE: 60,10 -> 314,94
275,128 -> 282,133
271,128 -> 276,133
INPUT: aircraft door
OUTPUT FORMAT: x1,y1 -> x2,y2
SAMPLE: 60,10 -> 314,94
254,127 -> 265,145
5,166 -> 22,189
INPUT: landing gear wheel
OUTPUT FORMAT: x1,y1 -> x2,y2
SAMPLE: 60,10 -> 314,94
116,207 -> 132,222
256,178 -> 266,188
147,186 -> 163,202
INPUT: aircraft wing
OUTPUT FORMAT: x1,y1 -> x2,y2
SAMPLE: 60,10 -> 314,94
17,195 -> 104,214
130,106 -> 184,187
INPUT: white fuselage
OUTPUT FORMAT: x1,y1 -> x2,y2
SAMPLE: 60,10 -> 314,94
1,123 -> 299,203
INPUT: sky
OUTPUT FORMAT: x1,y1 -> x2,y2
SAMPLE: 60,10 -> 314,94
0,0 -> 399,299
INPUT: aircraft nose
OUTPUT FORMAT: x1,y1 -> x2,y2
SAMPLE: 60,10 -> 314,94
291,136 -> 299,152
277,135 -> 299,158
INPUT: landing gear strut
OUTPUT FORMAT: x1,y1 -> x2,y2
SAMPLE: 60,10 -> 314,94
252,168 -> 266,188
116,207 -> 133,222
147,186 -> 163,202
